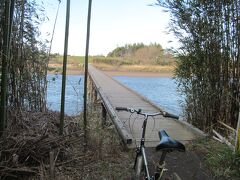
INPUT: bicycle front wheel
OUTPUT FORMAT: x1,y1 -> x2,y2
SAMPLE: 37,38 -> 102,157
134,155 -> 143,180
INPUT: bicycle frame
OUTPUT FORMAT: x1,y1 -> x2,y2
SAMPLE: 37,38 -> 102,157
115,107 -> 182,180
134,114 -> 166,180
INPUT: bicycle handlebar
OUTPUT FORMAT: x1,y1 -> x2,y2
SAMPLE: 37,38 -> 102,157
115,106 -> 179,119
115,107 -> 128,111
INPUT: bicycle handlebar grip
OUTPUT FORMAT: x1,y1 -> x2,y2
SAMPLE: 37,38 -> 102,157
115,107 -> 128,111
163,112 -> 179,119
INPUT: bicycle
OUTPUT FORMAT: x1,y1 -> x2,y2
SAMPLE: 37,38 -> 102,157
115,107 -> 186,180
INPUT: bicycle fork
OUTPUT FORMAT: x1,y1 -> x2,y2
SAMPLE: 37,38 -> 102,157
142,146 -> 151,179
133,146 -> 151,180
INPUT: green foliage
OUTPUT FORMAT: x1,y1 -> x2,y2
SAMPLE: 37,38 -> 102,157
191,139 -> 240,179
107,43 -> 145,57
50,55 -> 93,64
157,0 -> 240,131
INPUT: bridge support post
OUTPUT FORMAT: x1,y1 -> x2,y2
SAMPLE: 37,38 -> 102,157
87,76 -> 96,110
93,89 -> 98,111
88,76 -> 93,103
90,80 -> 94,103
87,75 -> 91,101
87,77 -> 93,113
101,103 -> 107,127
88,76 -> 101,111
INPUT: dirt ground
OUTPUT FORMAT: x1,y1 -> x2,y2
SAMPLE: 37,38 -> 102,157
144,147 -> 214,180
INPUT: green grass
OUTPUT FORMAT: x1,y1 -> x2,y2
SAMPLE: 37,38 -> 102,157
48,54 -> 175,74
92,56 -> 135,65
50,55 -> 93,64
50,55 -> 176,66
190,138 -> 240,179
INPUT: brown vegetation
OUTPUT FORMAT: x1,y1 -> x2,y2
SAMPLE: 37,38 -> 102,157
0,107 -> 132,179
1,107 -> 239,179
0,109 -> 82,179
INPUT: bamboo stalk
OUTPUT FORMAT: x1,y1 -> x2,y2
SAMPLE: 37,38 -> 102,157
218,121 -> 236,133
213,129 -> 234,150
49,151 -> 55,179
0,0 -> 12,136
83,0 -> 93,147
59,0 -> 71,135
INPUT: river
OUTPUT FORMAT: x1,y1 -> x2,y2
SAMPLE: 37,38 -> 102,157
47,75 -> 183,116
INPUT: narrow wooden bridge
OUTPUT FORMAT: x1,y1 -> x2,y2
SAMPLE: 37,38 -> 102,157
88,65 -> 203,147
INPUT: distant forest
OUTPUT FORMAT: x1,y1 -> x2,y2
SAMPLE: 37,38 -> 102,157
94,43 -> 175,66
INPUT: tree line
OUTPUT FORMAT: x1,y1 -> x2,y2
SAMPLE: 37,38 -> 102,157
107,43 -> 175,65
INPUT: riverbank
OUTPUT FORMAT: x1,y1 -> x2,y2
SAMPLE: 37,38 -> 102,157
48,69 -> 83,75
104,70 -> 173,77
93,63 -> 174,77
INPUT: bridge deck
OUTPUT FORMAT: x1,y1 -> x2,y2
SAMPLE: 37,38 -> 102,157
88,65 -> 203,147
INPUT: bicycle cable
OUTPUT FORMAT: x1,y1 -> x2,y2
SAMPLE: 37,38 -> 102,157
151,116 -> 156,136
122,112 -> 133,129
124,112 -> 139,147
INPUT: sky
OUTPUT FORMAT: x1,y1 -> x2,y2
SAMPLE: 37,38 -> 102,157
39,0 -> 178,56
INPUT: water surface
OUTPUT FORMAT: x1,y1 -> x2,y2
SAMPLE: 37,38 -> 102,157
47,74 -> 83,115
114,76 -> 183,115
46,75 -> 182,116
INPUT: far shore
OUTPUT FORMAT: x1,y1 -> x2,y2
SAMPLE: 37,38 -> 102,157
48,70 -> 83,75
48,69 -> 173,77
47,63 -> 174,77
103,70 -> 173,77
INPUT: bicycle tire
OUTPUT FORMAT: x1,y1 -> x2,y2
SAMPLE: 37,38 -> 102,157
134,155 -> 143,180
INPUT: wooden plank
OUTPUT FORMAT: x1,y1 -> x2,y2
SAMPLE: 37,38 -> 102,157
218,121 -> 236,133
88,68 -> 133,144
88,65 -> 204,147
